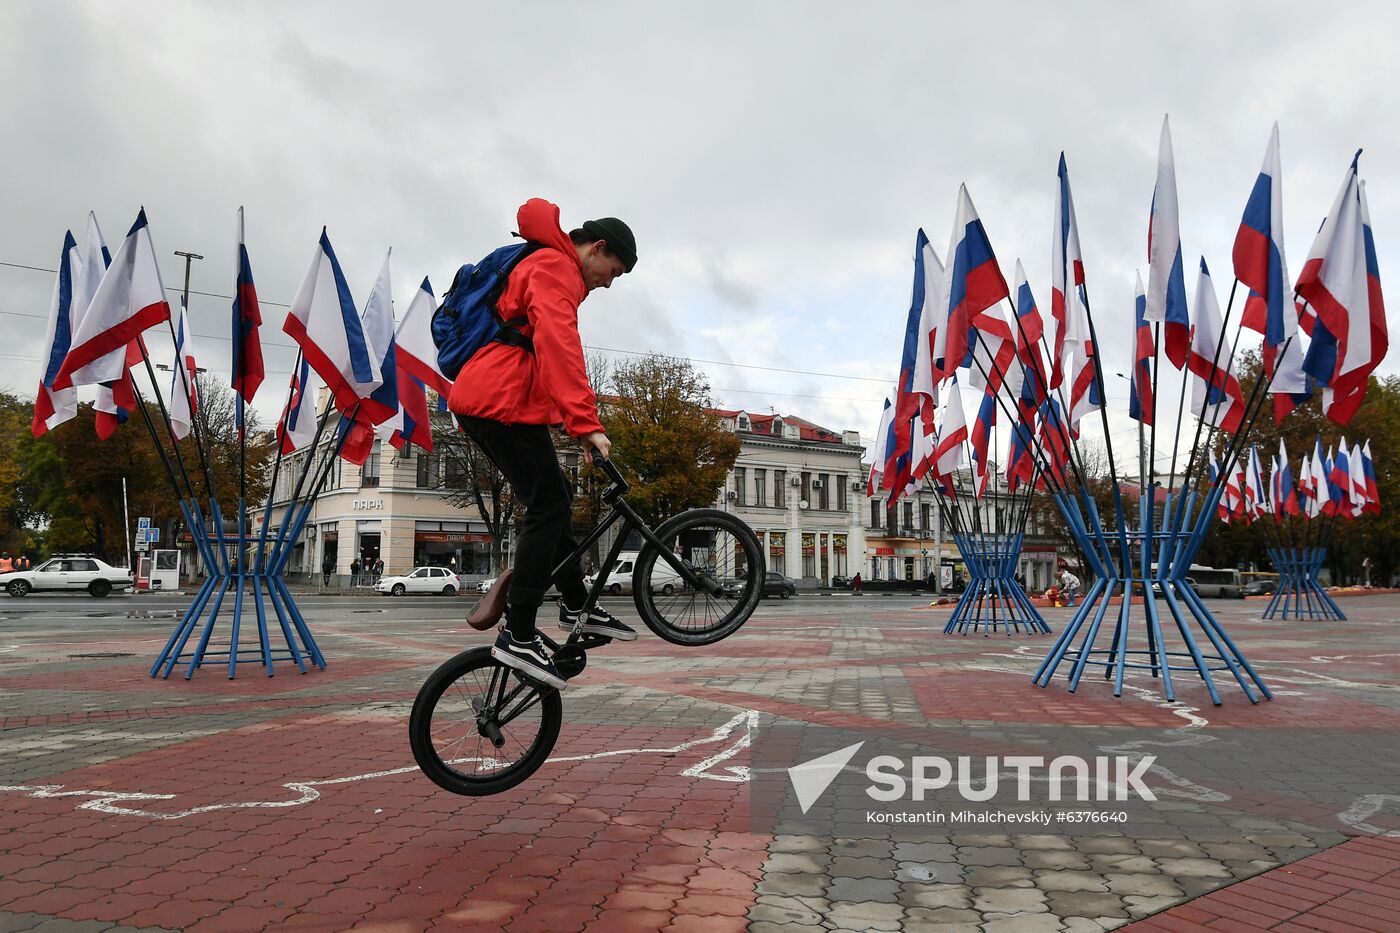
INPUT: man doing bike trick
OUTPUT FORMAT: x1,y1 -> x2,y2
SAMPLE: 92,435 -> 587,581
449,198 -> 638,690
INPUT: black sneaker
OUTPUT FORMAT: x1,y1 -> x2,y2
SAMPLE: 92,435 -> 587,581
558,604 -> 638,641
491,631 -> 567,689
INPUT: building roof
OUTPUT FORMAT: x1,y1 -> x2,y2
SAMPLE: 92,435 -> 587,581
712,408 -> 849,444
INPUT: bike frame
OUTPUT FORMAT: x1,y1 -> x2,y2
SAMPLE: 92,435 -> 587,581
539,458 -> 723,653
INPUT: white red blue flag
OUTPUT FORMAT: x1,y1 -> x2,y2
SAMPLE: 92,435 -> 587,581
395,276 -> 452,398
1128,271 -> 1154,425
1275,439 -> 1299,517
969,389 -> 997,498
361,251 -> 401,429
869,395 -> 894,497
73,213 -> 138,441
52,209 -> 170,394
1145,116 -> 1190,371
276,353 -> 319,455
892,230 -> 944,497
1005,405 -> 1036,493
231,207 -> 265,409
1187,258 -> 1244,433
31,231 -> 80,437
1232,124 -> 1309,423
284,228 -> 382,412
1347,437 -> 1367,516
1010,261 -> 1046,419
388,276 -> 447,452
1299,152 -> 1388,425
933,379 -> 968,486
1052,155 -> 1101,428
167,297 -> 199,440
1361,441 -> 1380,514
936,186 -> 1008,378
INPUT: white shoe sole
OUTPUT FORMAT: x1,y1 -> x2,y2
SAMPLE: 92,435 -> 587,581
490,645 -> 567,690
557,619 -> 639,641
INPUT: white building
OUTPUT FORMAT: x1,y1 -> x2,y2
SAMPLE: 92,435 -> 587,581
712,410 -> 866,586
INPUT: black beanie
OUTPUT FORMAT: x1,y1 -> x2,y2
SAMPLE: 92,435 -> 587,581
581,217 -> 637,272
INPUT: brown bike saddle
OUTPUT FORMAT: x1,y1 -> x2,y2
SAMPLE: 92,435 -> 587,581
466,569 -> 511,630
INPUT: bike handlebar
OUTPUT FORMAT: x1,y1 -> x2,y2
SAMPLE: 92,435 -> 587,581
589,454 -> 630,496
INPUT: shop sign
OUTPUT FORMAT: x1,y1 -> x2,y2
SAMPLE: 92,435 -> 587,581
415,531 -> 493,544
802,532 -> 815,556
352,498 -> 384,510
833,534 -> 847,556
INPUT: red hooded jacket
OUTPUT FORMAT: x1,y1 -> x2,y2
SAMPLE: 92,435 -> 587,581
447,199 -> 605,438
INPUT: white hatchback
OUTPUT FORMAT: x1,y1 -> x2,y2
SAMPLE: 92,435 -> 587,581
2,556 -> 134,598
377,567 -> 461,596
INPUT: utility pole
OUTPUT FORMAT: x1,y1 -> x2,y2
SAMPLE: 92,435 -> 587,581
174,250 -> 204,305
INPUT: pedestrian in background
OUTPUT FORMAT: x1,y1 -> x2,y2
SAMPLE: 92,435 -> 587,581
350,558 -> 361,588
851,572 -> 863,596
322,554 -> 334,587
372,555 -> 384,585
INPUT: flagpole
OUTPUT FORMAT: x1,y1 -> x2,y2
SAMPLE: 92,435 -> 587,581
133,334 -> 198,501
168,250 -> 218,502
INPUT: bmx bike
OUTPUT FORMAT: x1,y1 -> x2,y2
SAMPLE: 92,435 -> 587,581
409,457 -> 764,795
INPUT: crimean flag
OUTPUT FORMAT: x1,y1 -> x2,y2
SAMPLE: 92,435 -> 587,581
232,207 -> 265,406
1187,258 -> 1244,433
1360,440 -> 1380,514
1298,152 -> 1388,425
32,231 -> 80,437
52,209 -> 170,393
284,228 -> 382,412
276,353 -> 318,455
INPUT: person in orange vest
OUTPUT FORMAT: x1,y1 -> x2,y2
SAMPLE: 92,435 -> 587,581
0,553 -> 12,574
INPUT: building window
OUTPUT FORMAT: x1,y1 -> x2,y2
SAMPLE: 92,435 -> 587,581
774,470 -> 786,508
837,480 -> 847,513
361,442 -> 381,488
921,503 -> 932,532
417,453 -> 439,488
818,473 -> 830,510
737,413 -> 750,431
754,469 -> 766,507
733,467 -> 746,506
902,501 -> 913,535
801,471 -> 811,504
870,499 -> 882,529
772,417 -> 783,435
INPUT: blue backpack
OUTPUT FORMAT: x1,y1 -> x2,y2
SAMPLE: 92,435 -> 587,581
432,240 -> 543,379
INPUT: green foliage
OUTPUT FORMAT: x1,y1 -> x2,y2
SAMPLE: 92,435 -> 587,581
592,354 -> 740,528
0,375 -> 273,564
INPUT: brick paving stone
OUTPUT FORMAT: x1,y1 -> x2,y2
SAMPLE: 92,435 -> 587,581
747,894 -> 827,925
1025,850 -> 1093,871
828,855 -> 896,879
755,871 -> 827,897
959,845 -> 1025,867
974,886 -> 1050,914
826,878 -> 903,903
980,914 -> 1066,931
902,906 -> 982,929
823,901 -> 904,931
1034,870 -> 1113,893
892,841 -> 957,863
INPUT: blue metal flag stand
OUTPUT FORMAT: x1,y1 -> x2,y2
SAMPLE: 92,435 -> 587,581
1262,546 -> 1346,621
945,531 -> 1049,635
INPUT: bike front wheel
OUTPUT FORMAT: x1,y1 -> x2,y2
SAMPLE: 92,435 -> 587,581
633,508 -> 764,646
409,646 -> 562,795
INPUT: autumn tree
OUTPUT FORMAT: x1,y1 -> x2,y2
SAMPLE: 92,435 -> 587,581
593,354 -> 740,528
433,413 -> 521,575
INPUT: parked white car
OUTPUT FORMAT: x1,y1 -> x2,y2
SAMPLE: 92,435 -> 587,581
478,576 -> 498,595
1,556 -> 134,598
377,567 -> 461,596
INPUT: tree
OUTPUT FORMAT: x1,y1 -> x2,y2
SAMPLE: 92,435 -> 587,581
594,354 -> 740,528
433,414 -> 521,574
5,374 -> 274,563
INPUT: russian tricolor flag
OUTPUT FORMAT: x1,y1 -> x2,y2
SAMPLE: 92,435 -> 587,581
231,207 -> 265,409
891,229 -> 943,499
1145,116 -> 1190,371
1361,440 -> 1380,514
167,297 -> 199,440
389,276 -> 445,453
936,186 -> 1008,378
969,388 -> 997,498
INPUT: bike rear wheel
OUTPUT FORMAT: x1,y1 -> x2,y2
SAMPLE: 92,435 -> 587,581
633,508 -> 764,646
409,646 -> 562,795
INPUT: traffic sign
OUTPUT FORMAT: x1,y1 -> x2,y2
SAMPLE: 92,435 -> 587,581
137,517 -> 151,530
148,528 -> 161,543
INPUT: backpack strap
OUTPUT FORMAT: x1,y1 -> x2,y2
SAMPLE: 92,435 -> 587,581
494,316 -> 535,354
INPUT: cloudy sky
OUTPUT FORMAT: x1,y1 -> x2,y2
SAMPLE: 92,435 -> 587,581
2,1 -> 1396,465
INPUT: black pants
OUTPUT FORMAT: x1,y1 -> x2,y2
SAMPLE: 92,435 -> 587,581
458,417 -> 588,638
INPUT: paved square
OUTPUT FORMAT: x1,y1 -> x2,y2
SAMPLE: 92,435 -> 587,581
2,591 -> 1398,931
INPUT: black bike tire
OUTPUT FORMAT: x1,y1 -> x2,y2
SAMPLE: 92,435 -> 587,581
632,508 -> 764,646
409,646 -> 563,796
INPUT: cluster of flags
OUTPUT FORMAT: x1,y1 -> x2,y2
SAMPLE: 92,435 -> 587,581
1129,120 -> 1388,441
32,208 -> 450,477
871,160 -> 1105,506
1215,437 -> 1380,523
